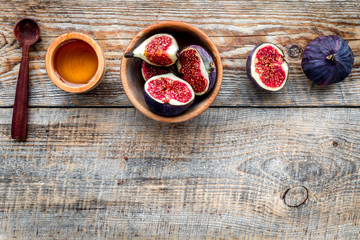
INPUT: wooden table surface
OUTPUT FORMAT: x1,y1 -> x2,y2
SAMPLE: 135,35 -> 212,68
1,0 -> 359,239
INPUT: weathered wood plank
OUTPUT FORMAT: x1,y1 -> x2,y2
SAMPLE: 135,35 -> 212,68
2,0 -> 360,38
0,108 -> 359,239
0,0 -> 359,107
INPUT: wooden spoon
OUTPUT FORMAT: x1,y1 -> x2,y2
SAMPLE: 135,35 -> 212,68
12,18 -> 40,140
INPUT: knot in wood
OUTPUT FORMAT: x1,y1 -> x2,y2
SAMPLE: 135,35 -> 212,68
283,186 -> 308,207
288,45 -> 303,58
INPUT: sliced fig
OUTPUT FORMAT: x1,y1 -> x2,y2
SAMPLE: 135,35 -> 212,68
177,45 -> 216,96
246,43 -> 289,91
301,35 -> 354,85
125,33 -> 179,67
144,73 -> 195,117
141,61 -> 171,81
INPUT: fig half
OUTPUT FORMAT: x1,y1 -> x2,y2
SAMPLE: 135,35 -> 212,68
144,73 -> 195,116
246,43 -> 289,91
125,33 -> 179,67
141,61 -> 171,81
177,45 -> 216,96
301,35 -> 354,85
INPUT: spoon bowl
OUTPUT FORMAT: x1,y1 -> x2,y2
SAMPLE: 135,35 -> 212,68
14,18 -> 40,46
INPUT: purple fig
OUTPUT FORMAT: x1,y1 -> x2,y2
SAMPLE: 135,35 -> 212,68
144,73 -> 195,117
301,35 -> 354,85
141,61 -> 171,81
246,43 -> 289,91
176,45 -> 216,96
125,33 -> 179,67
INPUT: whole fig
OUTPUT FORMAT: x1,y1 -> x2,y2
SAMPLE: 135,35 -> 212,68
301,35 -> 354,85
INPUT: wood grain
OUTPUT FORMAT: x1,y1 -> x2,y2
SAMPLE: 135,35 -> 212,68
0,0 -> 359,107
1,0 -> 360,239
0,108 -> 359,239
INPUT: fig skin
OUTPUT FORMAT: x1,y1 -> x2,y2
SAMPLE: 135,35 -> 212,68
301,35 -> 354,85
246,43 -> 289,92
144,73 -> 195,117
124,33 -> 179,67
177,45 -> 216,96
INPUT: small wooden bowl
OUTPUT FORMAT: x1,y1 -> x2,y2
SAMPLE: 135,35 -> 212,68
45,32 -> 106,93
120,21 -> 223,123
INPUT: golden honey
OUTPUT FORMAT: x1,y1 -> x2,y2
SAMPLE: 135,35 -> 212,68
54,39 -> 98,85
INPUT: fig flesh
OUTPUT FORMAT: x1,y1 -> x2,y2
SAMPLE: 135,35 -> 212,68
141,61 -> 171,81
125,33 -> 179,67
177,45 -> 216,96
301,35 -> 354,85
144,73 -> 195,116
246,43 -> 289,91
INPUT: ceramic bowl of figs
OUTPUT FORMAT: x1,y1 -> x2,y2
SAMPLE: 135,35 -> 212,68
121,21 -> 223,123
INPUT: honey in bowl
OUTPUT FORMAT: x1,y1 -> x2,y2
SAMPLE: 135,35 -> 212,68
54,39 -> 98,85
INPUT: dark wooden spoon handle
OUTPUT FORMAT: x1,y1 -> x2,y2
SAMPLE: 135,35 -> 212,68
11,45 -> 30,140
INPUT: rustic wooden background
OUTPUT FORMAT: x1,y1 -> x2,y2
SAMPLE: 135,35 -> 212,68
0,0 -> 359,239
